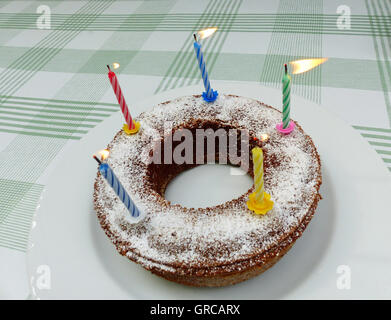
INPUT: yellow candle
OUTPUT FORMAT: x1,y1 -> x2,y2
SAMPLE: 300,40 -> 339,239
252,147 -> 265,202
247,147 -> 274,215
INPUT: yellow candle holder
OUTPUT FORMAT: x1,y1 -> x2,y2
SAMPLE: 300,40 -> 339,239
123,121 -> 140,135
247,191 -> 274,215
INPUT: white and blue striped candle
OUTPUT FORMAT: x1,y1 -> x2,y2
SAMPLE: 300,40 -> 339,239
193,28 -> 218,102
94,151 -> 142,220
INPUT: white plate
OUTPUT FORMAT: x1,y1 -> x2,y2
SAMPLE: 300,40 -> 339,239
26,82 -> 391,299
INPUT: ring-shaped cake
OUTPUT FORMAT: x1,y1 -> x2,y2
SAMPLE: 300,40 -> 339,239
93,94 -> 322,287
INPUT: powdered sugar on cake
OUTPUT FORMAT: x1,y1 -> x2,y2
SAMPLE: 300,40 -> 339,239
94,94 -> 321,272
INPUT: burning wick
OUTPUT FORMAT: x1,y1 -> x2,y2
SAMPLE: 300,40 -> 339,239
93,155 -> 102,165
254,134 -> 269,143
260,134 -> 269,142
107,63 -> 120,71
93,149 -> 109,164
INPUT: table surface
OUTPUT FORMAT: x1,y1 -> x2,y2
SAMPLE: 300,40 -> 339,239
0,0 -> 390,299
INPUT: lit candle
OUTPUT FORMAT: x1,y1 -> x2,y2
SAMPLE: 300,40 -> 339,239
94,150 -> 142,220
253,147 -> 265,202
193,28 -> 218,103
246,147 -> 273,215
282,64 -> 291,129
107,65 -> 140,134
276,64 -> 295,134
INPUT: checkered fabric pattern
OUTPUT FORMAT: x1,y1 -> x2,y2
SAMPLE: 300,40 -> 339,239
0,0 -> 390,291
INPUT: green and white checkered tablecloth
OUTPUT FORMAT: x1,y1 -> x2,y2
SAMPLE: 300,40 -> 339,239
0,0 -> 390,298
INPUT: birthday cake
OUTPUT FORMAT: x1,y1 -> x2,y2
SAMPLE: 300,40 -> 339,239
93,94 -> 322,287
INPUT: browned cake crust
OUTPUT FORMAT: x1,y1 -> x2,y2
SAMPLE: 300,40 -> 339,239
93,94 -> 322,287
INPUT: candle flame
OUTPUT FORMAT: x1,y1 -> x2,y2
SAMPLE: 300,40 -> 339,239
112,62 -> 120,69
198,27 -> 217,40
260,134 -> 269,142
99,149 -> 110,161
290,58 -> 328,75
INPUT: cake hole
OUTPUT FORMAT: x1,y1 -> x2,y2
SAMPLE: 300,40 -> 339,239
164,163 -> 253,209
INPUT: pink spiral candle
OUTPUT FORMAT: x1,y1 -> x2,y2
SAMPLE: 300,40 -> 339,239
107,65 -> 135,130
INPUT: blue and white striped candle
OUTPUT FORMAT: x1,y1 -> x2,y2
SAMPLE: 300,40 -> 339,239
94,151 -> 141,219
193,28 -> 218,102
